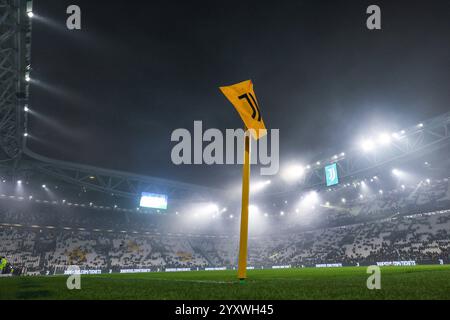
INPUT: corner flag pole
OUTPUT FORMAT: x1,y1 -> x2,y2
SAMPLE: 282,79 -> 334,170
219,80 -> 265,281
237,128 -> 250,280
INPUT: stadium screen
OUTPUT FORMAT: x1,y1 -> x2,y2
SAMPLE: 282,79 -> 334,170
139,192 -> 168,210
325,163 -> 339,187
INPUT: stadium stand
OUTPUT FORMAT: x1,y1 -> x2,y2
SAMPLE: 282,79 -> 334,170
0,175 -> 449,274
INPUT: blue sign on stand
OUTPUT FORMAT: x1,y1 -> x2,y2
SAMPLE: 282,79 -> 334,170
325,163 -> 339,186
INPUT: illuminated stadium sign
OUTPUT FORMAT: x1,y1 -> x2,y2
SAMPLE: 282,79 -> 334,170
139,192 -> 168,210
325,163 -> 339,186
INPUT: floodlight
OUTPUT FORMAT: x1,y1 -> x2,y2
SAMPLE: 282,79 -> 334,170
251,180 -> 272,193
360,139 -> 375,152
377,133 -> 391,145
298,191 -> 319,210
208,203 -> 219,212
249,205 -> 259,215
281,164 -> 305,182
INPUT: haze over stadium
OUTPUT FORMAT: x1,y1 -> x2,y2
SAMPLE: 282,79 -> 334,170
0,0 -> 449,304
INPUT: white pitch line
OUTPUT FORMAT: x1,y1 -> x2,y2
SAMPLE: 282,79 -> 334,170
84,275 -> 313,283
145,278 -> 233,284
262,278 -> 314,281
88,276 -> 233,284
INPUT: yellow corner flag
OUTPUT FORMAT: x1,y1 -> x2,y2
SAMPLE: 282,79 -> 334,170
219,80 -> 267,281
220,80 -> 266,140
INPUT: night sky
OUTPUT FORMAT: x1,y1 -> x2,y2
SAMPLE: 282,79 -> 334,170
28,0 -> 450,187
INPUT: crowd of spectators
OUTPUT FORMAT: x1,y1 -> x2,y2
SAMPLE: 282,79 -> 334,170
1,210 -> 448,274
0,177 -> 449,275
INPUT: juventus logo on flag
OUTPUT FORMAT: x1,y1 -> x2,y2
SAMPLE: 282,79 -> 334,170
220,80 -> 266,140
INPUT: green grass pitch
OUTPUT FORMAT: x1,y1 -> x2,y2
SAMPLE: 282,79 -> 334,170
1,265 -> 449,300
